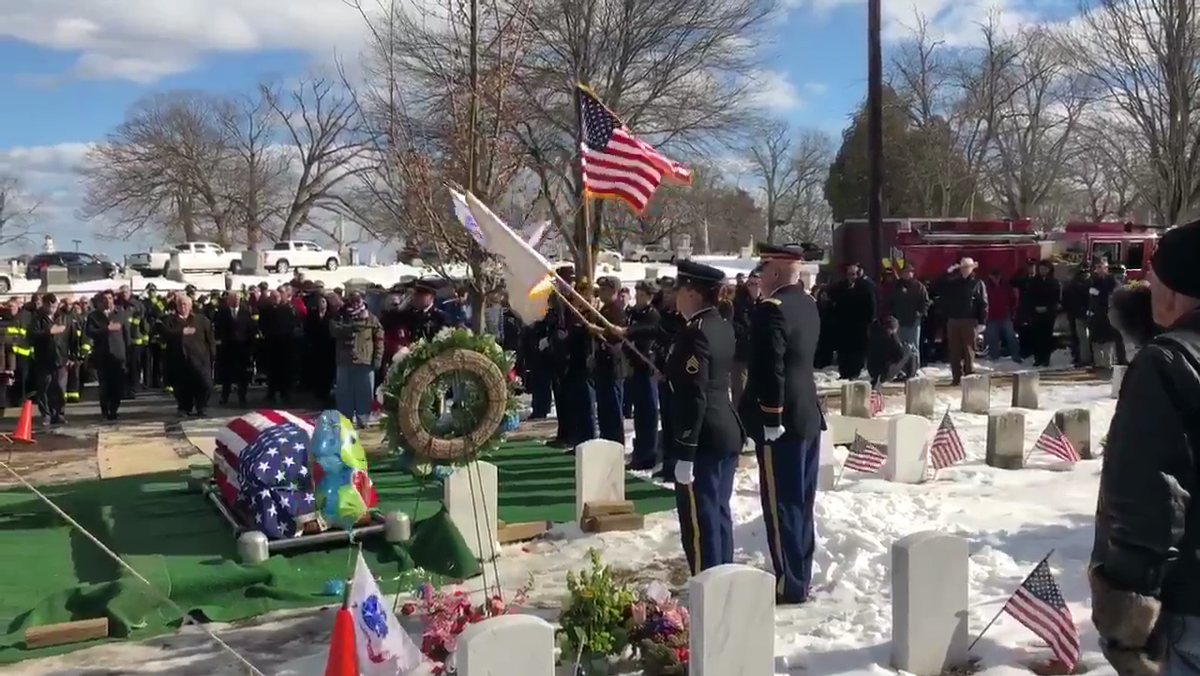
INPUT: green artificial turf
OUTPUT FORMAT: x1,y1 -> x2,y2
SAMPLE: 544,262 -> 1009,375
0,440 -> 674,663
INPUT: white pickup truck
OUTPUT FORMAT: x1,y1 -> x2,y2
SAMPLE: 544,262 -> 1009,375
126,242 -> 244,276
260,240 -> 341,273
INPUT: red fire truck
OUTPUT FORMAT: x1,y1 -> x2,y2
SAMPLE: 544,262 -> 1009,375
832,217 -> 1162,281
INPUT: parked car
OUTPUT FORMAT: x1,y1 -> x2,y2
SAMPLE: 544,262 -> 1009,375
626,244 -> 675,263
261,241 -> 341,274
26,252 -> 121,283
126,242 -> 244,276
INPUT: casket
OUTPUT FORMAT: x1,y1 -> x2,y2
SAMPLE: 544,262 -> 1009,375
212,409 -> 377,539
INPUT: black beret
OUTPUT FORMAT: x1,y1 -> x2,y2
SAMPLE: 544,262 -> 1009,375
1151,220 -> 1200,298
676,260 -> 726,288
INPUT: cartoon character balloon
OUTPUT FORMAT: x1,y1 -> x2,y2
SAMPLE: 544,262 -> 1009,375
311,410 -> 377,530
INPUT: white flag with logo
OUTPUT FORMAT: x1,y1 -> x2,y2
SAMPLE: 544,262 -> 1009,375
349,552 -> 423,675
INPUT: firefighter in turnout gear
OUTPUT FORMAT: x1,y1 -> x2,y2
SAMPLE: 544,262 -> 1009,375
0,300 -> 20,413
29,294 -> 71,426
118,285 -> 147,397
65,302 -> 90,403
13,295 -> 37,401
143,283 -> 167,389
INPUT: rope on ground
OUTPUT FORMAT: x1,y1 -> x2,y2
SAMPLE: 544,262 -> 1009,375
0,459 -> 268,676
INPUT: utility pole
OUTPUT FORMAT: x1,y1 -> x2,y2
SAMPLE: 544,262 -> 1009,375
72,239 -> 81,251
866,0 -> 884,278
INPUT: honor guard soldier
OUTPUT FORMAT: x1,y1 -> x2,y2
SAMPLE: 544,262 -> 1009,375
738,242 -> 825,604
669,260 -> 745,575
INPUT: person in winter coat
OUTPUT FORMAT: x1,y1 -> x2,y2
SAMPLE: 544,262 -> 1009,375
983,269 -> 1021,362
937,257 -> 988,385
1062,266 -> 1093,366
731,275 -> 760,405
303,294 -> 337,406
1088,259 -> 1122,367
829,263 -> 878,379
85,291 -> 131,421
866,316 -> 916,387
28,294 -> 71,426
160,295 -> 216,417
1090,220 -> 1200,676
1022,260 -> 1062,366
213,291 -> 256,407
885,267 -> 931,370
331,292 -> 383,429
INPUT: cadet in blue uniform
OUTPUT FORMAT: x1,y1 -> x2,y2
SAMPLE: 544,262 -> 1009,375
669,261 -> 745,575
738,242 -> 825,604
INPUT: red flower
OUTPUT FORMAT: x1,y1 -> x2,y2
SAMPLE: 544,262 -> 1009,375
401,602 -> 416,616
675,647 -> 690,663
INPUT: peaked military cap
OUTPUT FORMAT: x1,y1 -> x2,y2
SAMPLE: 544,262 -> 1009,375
413,279 -> 439,294
675,259 -> 726,288
756,241 -> 808,261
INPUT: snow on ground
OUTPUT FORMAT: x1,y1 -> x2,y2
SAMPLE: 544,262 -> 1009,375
814,350 -> 1078,391
9,379 -> 1119,676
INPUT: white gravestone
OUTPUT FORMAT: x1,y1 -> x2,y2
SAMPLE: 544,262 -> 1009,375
891,531 -> 970,676
1111,365 -> 1126,399
985,411 -> 1026,470
1054,408 -> 1092,460
884,415 -> 932,484
905,378 -> 936,418
960,374 -> 991,414
444,460 -> 499,561
689,564 -> 775,676
817,433 -> 839,491
841,381 -> 871,418
826,414 -> 889,446
574,439 -> 626,521
1094,342 -> 1114,368
455,614 -> 556,676
1011,371 -> 1040,409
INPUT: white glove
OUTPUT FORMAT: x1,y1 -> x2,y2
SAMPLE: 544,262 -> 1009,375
537,337 -> 549,350
764,426 -> 784,442
674,461 -> 695,485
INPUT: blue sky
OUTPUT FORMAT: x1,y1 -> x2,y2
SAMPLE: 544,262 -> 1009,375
0,0 -> 1065,258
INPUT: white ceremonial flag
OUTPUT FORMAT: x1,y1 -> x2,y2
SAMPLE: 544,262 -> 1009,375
349,552 -> 424,676
452,188 -> 557,323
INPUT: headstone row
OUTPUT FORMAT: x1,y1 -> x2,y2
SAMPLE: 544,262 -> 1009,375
985,407 -> 1093,468
843,369 -> 1046,421
452,564 -> 777,676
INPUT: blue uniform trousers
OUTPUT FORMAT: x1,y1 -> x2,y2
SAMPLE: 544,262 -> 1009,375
756,434 -> 821,603
594,372 -> 625,445
628,372 -> 659,465
676,452 -> 738,574
566,376 -> 597,446
528,369 -> 553,418
657,381 -> 675,474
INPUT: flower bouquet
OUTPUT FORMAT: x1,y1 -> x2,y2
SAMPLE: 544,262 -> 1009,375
627,582 -> 690,676
401,579 -> 532,675
557,549 -> 637,675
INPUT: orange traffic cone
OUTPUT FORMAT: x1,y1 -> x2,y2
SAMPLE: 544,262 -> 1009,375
11,400 -> 34,444
323,605 -> 359,676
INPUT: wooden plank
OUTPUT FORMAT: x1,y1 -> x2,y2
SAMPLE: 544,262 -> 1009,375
581,500 -> 635,518
24,618 -> 109,649
497,520 -> 551,543
581,512 -> 645,533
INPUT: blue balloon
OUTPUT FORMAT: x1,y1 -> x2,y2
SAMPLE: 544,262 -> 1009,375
310,410 -> 344,465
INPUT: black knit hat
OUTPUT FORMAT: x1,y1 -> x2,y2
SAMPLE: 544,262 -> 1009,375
1151,220 -> 1200,298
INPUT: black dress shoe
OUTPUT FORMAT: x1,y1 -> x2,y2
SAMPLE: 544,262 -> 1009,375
626,460 -> 657,471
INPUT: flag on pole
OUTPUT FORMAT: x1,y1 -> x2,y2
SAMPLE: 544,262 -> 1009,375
1002,559 -> 1081,670
349,552 -> 424,675
844,433 -> 887,473
451,189 -> 557,323
1032,420 -> 1081,463
869,388 -> 885,416
578,85 -> 691,213
929,411 -> 966,471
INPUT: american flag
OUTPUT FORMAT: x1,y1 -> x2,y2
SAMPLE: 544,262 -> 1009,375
929,411 -> 966,471
1032,420 -> 1080,463
869,388 -> 885,416
1002,559 -> 1081,670
212,410 -> 376,540
578,86 -> 691,213
844,433 -> 887,473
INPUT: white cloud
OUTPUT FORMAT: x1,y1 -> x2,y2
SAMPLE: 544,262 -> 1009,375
749,69 -> 803,110
0,0 -> 372,82
802,82 -> 828,96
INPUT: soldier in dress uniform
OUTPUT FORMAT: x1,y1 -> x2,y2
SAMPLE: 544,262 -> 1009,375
399,280 -> 450,341
668,260 -> 744,575
738,242 -> 825,605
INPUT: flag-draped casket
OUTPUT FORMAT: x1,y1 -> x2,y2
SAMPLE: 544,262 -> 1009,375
212,409 -> 377,539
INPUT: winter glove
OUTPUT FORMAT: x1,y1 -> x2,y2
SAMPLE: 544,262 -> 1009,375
674,461 -> 694,485
764,426 -> 784,442
1090,566 -> 1165,676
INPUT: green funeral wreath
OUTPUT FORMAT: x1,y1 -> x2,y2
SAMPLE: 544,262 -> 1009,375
381,328 -> 521,473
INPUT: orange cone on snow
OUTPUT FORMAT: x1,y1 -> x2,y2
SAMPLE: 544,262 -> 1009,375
10,400 -> 34,444
323,605 -> 359,676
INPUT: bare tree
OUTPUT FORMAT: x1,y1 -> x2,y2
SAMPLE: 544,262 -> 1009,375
264,77 -> 375,241
1061,123 -> 1144,221
512,0 -> 775,278
1068,0 -> 1200,224
219,90 -> 286,249
0,175 -> 39,246
79,90 -> 239,245
987,27 -> 1091,218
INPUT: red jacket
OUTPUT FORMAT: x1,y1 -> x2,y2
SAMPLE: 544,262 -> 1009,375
984,277 -> 1018,321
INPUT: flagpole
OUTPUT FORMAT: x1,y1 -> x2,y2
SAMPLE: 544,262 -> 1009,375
966,549 -> 1055,653
575,84 -> 596,286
